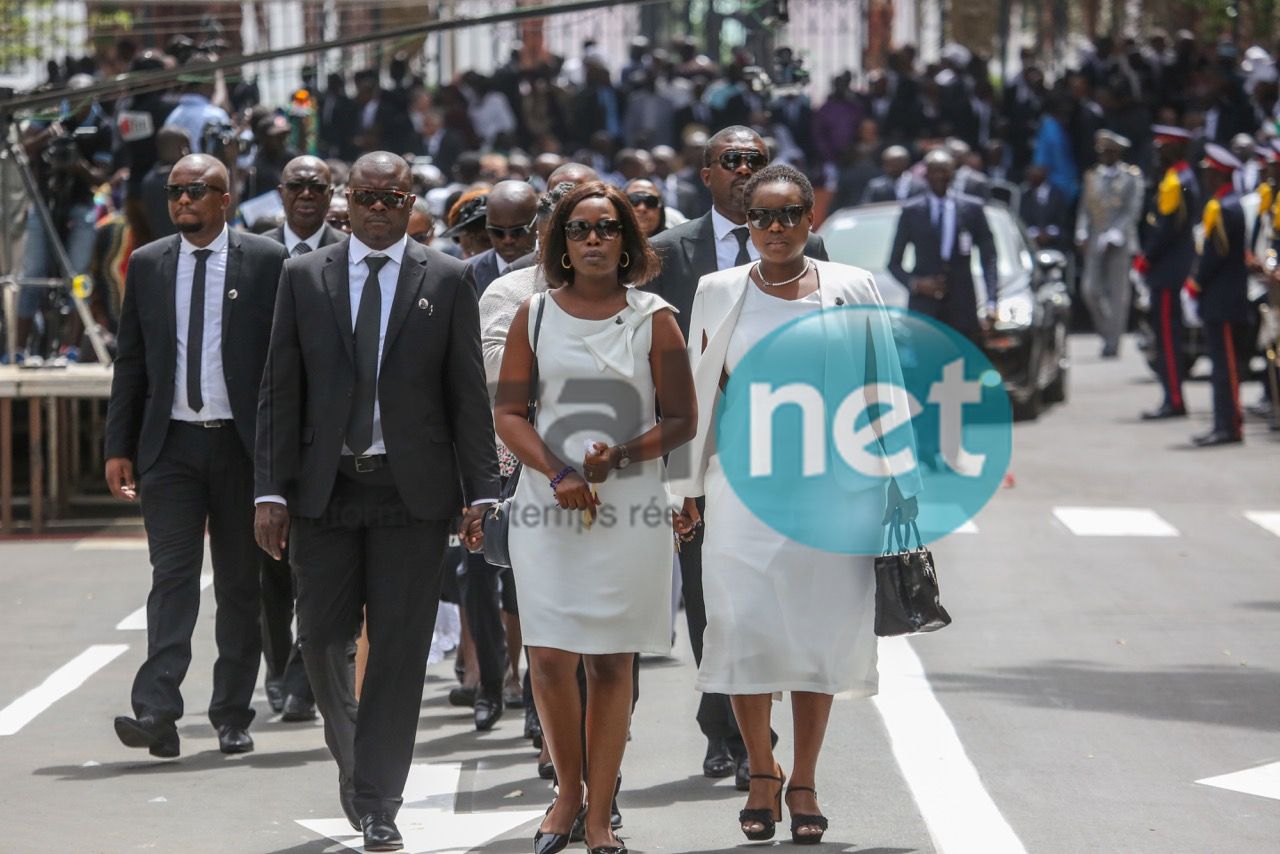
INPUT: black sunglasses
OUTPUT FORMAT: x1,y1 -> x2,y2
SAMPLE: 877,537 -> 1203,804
347,187 -> 412,209
564,218 -> 623,241
164,182 -> 225,201
718,150 -> 768,172
486,217 -> 537,240
627,192 -> 662,209
283,179 -> 331,195
746,205 -> 810,230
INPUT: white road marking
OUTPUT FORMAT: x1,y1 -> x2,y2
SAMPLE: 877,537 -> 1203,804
116,574 -> 213,630
297,761 -> 544,852
1051,506 -> 1179,537
1244,511 -> 1280,538
873,637 -> 1027,854
0,644 -> 129,736
1197,761 -> 1280,802
72,538 -> 148,551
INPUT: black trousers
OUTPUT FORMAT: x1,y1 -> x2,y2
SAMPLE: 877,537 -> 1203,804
260,550 -> 312,702
459,552 -> 512,699
1151,287 -> 1188,411
132,421 -> 261,729
680,496 -> 743,751
292,464 -> 449,818
1205,320 -> 1245,437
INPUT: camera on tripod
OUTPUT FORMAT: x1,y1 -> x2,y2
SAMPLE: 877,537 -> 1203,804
200,120 -> 238,160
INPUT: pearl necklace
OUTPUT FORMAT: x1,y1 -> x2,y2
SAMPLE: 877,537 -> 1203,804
753,259 -> 812,288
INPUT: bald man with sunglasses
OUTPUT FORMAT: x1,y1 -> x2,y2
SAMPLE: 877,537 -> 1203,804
105,154 -> 289,760
255,151 -> 499,852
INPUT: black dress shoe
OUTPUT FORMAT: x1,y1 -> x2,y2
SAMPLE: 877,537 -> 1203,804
1192,429 -> 1243,447
537,759 -> 556,780
114,715 -> 179,758
216,725 -> 254,754
474,696 -> 504,731
534,801 -> 585,854
735,754 -> 752,792
449,685 -> 477,708
264,680 -> 285,714
1141,404 -> 1187,420
361,813 -> 403,852
281,694 -> 317,722
702,736 -> 735,778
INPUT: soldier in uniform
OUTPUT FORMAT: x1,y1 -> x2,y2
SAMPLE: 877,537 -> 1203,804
1187,144 -> 1250,447
1135,125 -> 1201,420
1075,130 -> 1144,358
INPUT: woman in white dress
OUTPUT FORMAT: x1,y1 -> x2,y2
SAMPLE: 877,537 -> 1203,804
495,181 -> 698,854
669,164 -> 919,845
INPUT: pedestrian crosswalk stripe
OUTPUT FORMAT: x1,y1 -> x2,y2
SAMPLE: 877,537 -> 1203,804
0,644 -> 129,736
1051,507 -> 1179,537
72,538 -> 148,550
1244,511 -> 1280,538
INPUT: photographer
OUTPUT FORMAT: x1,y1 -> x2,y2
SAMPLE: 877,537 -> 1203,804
15,74 -> 112,361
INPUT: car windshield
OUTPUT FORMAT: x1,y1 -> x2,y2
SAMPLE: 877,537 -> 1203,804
820,203 -> 1032,296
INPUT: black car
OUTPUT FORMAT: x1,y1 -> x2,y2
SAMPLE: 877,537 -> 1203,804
819,200 -> 1073,420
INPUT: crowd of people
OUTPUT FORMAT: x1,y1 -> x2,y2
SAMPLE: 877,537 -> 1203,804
4,23 -> 1278,854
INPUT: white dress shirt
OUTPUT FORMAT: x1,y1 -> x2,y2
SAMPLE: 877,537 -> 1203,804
711,206 -> 759,271
282,223 -> 322,256
172,226 -> 233,421
928,193 -> 957,262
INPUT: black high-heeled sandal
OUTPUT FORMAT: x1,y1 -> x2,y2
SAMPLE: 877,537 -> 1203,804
532,793 -> 586,854
785,785 -> 829,845
738,767 -> 786,841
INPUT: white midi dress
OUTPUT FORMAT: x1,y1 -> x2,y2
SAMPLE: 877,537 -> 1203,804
509,288 -> 677,656
697,282 -> 881,697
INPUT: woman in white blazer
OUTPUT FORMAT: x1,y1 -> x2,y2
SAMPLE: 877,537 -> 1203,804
668,164 -> 920,846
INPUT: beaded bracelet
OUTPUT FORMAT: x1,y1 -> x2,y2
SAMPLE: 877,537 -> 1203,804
549,466 -> 576,491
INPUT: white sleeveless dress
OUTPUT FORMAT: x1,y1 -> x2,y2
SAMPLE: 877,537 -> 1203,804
509,288 -> 677,655
697,282 -> 881,697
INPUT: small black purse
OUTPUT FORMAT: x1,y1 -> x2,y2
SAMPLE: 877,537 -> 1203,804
873,512 -> 952,637
482,293 -> 546,569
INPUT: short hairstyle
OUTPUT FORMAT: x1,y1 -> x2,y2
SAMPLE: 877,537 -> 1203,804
703,125 -> 765,166
743,163 -> 815,210
539,181 -> 660,288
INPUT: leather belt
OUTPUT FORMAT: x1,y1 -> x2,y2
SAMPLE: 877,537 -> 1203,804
175,418 -> 232,428
351,454 -> 387,473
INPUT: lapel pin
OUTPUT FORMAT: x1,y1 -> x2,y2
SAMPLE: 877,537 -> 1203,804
834,297 -> 844,306
227,289 -> 239,300
418,297 -> 433,315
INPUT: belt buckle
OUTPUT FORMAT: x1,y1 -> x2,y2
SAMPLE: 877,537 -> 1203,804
354,454 -> 377,473
200,420 -> 224,429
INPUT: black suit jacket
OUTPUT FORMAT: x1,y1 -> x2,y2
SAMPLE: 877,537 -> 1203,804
1018,184 -> 1069,249
256,237 -> 499,520
262,223 -> 345,251
105,231 -> 289,473
466,248 -> 502,296
418,128 -> 467,177
862,174 -> 927,205
646,212 -> 829,338
888,194 -> 999,336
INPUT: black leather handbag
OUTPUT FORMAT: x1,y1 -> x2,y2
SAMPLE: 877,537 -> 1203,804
873,512 -> 952,637
482,293 -> 546,569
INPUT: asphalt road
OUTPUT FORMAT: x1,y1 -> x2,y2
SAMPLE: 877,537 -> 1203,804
1,334 -> 1277,853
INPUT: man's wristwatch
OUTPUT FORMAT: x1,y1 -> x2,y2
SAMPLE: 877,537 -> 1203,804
614,444 -> 632,470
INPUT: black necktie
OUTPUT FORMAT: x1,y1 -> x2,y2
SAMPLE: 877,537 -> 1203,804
347,255 -> 390,456
731,226 -> 752,267
186,249 -> 213,413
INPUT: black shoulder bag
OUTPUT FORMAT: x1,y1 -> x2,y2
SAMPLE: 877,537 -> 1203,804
873,512 -> 952,637
482,293 -> 546,569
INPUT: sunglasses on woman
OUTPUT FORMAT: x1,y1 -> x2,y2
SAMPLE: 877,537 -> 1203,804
718,150 -> 768,172
627,192 -> 662,210
564,218 -> 623,241
746,205 -> 809,230
163,182 -> 225,201
347,187 -> 412,209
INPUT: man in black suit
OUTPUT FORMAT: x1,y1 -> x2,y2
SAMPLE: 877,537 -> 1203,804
105,154 -> 289,759
258,155 -> 345,722
254,152 -> 499,852
888,149 -> 999,342
416,108 -> 466,178
1019,164 -> 1069,251
466,180 -> 538,298
646,126 -> 827,789
862,146 -> 927,205
319,73 -> 359,162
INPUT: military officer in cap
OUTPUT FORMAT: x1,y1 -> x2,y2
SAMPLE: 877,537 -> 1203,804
1247,141 -> 1280,262
1186,143 -> 1250,446
1076,130 -> 1144,357
1135,125 -> 1202,420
